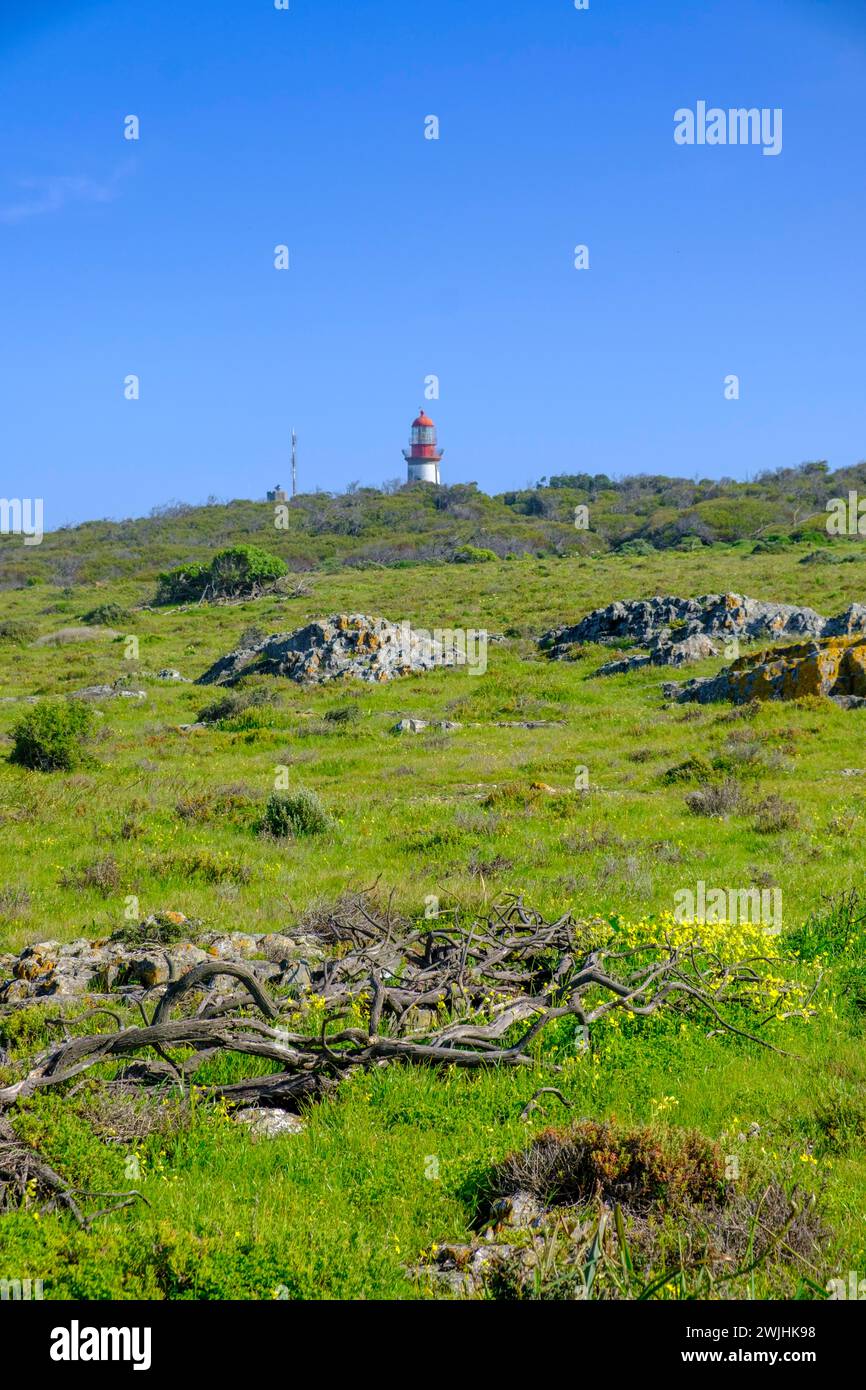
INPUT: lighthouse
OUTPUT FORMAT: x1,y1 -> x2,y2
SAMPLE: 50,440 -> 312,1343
403,409 -> 443,484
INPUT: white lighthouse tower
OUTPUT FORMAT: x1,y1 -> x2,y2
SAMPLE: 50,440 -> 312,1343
403,409 -> 443,484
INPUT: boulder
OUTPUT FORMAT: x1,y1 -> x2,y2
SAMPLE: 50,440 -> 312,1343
233,1108 -> 305,1139
540,593 -> 866,673
202,932 -> 260,960
665,635 -> 866,707
196,614 -> 467,687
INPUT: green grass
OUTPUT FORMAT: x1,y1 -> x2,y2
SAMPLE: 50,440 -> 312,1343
1,540 -> 865,1298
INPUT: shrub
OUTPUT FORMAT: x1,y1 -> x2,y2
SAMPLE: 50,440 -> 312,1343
481,1120 -> 725,1217
752,794 -> 800,834
114,911 -> 201,947
617,539 -> 656,556
175,783 -> 257,823
197,687 -> 278,725
482,781 -> 548,809
79,602 -> 131,626
684,778 -> 743,818
662,756 -> 713,785
9,699 -> 96,772
451,545 -> 497,564
323,705 -> 361,725
261,788 -> 333,838
799,549 -> 843,566
712,738 -> 765,778
0,885 -> 31,920
149,850 -> 252,884
60,855 -> 122,897
807,1087 -> 866,1157
154,561 -> 209,605
156,546 -> 287,604
0,619 -> 36,645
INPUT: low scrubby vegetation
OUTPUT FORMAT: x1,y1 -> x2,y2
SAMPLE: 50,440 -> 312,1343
4,458 -> 866,588
0,538 -> 865,1300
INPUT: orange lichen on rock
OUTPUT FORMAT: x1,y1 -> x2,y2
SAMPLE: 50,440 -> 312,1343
668,635 -> 866,708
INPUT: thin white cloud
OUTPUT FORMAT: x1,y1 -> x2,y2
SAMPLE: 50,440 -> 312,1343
0,173 -> 118,225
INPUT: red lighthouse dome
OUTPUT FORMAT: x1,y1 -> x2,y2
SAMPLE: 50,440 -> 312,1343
403,407 -> 443,484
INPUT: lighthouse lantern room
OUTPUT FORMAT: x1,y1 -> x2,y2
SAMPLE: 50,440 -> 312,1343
403,409 -> 443,484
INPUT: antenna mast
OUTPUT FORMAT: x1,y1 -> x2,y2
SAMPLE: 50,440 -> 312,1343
291,429 -> 297,497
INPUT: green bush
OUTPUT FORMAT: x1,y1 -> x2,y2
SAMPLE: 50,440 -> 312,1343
79,602 -> 132,626
323,705 -> 361,724
10,698 -> 97,772
155,561 -> 209,604
451,545 -> 497,564
662,756 -> 713,785
156,546 -> 287,604
618,539 -> 657,556
0,619 -> 36,645
197,687 -> 278,725
262,788 -> 333,838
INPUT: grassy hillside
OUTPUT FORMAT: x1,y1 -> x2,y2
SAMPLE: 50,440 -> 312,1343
1,541 -> 865,1298
4,456 -> 865,587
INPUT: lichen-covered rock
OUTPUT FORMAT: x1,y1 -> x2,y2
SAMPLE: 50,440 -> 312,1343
598,631 -> 720,676
115,945 -> 212,990
540,593 -> 866,673
233,1108 -> 305,1139
0,921 -> 326,1004
666,635 -> 866,707
203,932 -> 260,960
256,932 -> 324,965
4,937 -> 214,998
197,614 -> 467,687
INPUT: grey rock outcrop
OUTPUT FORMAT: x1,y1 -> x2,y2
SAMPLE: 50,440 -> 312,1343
197,614 -> 468,687
597,632 -> 720,676
540,594 -> 866,674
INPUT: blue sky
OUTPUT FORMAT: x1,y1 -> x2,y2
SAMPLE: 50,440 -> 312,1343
0,0 -> 864,527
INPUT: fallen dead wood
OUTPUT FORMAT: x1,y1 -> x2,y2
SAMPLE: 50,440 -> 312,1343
0,897 -> 810,1123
